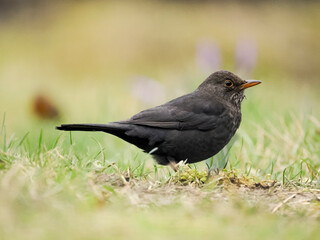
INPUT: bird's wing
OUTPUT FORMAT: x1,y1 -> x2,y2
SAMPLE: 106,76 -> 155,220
124,94 -> 227,131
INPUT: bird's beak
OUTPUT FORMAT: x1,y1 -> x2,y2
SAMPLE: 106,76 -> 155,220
239,80 -> 261,90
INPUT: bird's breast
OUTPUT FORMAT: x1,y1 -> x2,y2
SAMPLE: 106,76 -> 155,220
227,110 -> 242,132
157,110 -> 241,163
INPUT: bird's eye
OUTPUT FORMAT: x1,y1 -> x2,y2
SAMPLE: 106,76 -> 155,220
225,80 -> 234,87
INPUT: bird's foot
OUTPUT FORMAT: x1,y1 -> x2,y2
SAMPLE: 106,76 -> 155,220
169,161 -> 178,172
204,168 -> 221,183
168,159 -> 188,172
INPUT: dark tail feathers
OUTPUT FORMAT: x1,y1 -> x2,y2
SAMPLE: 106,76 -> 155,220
56,123 -> 127,132
56,122 -> 154,153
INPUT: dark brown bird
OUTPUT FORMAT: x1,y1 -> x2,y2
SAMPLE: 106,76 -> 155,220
57,71 -> 260,166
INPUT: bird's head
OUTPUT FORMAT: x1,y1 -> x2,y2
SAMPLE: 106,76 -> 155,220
198,70 -> 261,107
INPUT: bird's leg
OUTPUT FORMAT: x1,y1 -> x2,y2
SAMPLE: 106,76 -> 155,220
223,157 -> 229,169
213,168 -> 220,175
205,156 -> 230,182
205,168 -> 219,183
169,161 -> 178,172
168,157 -> 178,172
205,169 -> 212,183
205,166 -> 220,183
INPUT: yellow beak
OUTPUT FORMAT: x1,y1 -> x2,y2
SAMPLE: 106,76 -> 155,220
240,80 -> 261,90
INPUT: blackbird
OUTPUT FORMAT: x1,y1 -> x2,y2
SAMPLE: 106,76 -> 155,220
57,71 -> 261,166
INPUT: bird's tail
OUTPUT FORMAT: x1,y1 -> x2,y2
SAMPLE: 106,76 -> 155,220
56,123 -> 128,133
56,122 -> 153,152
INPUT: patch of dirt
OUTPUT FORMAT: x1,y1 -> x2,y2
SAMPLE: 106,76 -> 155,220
93,169 -> 320,217
95,172 -> 130,187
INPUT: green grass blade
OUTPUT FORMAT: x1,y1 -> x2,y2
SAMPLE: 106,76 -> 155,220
18,132 -> 30,147
38,129 -> 43,153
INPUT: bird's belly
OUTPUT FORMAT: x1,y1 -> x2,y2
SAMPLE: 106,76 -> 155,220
160,127 -> 236,163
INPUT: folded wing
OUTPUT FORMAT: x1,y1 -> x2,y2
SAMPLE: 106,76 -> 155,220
123,94 -> 226,131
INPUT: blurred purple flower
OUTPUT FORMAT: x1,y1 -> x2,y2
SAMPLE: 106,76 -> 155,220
195,40 -> 221,74
130,76 -> 165,105
235,38 -> 258,77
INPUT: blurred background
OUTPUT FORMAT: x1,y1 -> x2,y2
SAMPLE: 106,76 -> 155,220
0,0 -> 319,166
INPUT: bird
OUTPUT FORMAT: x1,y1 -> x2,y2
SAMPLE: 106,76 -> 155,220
56,70 -> 261,168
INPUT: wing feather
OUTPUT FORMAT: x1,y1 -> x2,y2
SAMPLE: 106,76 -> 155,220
124,94 -> 226,131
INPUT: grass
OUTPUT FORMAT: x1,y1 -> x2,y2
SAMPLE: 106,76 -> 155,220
1,1 -> 320,239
